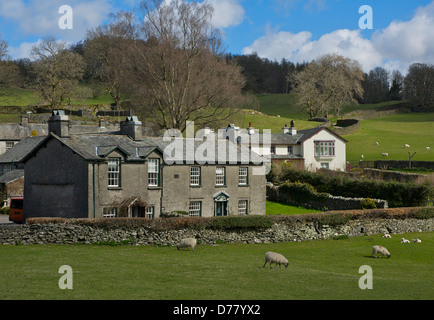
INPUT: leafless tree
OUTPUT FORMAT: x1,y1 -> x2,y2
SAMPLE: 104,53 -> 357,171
404,63 -> 434,110
85,12 -> 137,107
127,0 -> 246,132
31,36 -> 85,108
290,53 -> 364,119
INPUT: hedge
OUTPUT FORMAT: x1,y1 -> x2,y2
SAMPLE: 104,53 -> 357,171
278,168 -> 432,207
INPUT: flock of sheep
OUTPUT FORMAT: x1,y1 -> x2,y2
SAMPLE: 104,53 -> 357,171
368,141 -> 431,158
176,232 -> 423,269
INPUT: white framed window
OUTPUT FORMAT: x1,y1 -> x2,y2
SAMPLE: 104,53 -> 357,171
146,206 -> 154,219
314,141 -> 335,157
108,158 -> 120,187
190,167 -> 201,186
238,200 -> 248,215
216,167 -> 225,186
148,159 -> 160,187
103,208 -> 117,218
321,163 -> 329,169
287,146 -> 293,155
239,167 -> 248,185
189,201 -> 202,217
270,146 -> 276,154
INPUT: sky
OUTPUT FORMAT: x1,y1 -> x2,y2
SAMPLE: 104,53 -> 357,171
1,0 -> 434,75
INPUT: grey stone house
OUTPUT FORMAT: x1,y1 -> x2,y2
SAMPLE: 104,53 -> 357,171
22,113 -> 266,220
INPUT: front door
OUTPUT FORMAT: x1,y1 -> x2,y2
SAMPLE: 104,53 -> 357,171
215,201 -> 228,216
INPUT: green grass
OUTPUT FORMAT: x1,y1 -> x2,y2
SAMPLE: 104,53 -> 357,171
266,201 -> 320,215
0,232 -> 433,300
0,87 -> 40,106
343,113 -> 434,164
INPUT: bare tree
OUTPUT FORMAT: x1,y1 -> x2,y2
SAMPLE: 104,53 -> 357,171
127,0 -> 246,132
404,63 -> 434,110
291,53 -> 364,118
85,12 -> 137,107
31,36 -> 85,108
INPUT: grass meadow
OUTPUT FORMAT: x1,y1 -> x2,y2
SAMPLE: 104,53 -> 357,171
0,232 -> 432,300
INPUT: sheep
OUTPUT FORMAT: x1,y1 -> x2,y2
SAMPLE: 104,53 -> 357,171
412,238 -> 422,243
375,142 -> 379,146
263,251 -> 289,269
382,233 -> 392,238
401,238 -> 410,243
426,147 -> 431,151
372,245 -> 391,258
404,144 -> 410,149
381,153 -> 389,157
177,238 -> 197,251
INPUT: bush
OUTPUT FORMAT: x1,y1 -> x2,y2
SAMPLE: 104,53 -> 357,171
279,181 -> 329,205
360,198 -> 377,209
210,215 -> 273,230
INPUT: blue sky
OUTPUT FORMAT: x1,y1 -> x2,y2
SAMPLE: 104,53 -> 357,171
1,0 -> 433,74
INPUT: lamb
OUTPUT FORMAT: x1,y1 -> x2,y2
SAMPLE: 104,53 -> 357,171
381,153 -> 389,157
401,238 -> 410,243
382,233 -> 392,238
372,245 -> 391,258
263,251 -> 289,269
375,142 -> 379,146
426,147 -> 431,151
404,144 -> 410,148
177,238 -> 197,251
412,238 -> 422,243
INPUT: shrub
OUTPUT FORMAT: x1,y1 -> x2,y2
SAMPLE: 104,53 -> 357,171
360,198 -> 377,209
210,215 -> 273,230
279,181 -> 329,205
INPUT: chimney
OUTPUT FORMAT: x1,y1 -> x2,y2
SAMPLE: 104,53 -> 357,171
290,120 -> 297,135
282,124 -> 290,134
48,110 -> 70,137
248,122 -> 255,135
120,116 -> 143,141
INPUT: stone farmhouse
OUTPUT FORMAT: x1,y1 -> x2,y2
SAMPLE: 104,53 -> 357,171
21,112 -> 267,221
222,121 -> 348,172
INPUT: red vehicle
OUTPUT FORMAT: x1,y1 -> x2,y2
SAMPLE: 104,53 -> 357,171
9,197 -> 24,224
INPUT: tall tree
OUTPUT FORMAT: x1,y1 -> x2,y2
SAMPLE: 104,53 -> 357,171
389,70 -> 404,101
85,12 -> 136,107
0,38 -> 20,97
127,0 -> 246,132
403,63 -> 434,110
291,53 -> 364,118
362,67 -> 390,104
31,36 -> 85,108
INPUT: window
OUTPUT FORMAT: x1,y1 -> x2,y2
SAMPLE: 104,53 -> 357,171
287,146 -> 293,155
6,141 -> 14,150
216,167 -> 225,186
238,200 -> 248,215
321,163 -> 329,169
148,159 -> 160,187
189,201 -> 202,217
103,208 -> 117,218
270,146 -> 276,154
239,167 -> 248,185
146,206 -> 154,219
108,159 -> 120,187
190,167 -> 201,186
314,141 -> 335,157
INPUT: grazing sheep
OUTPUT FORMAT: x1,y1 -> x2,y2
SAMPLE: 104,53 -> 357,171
401,238 -> 410,243
404,144 -> 410,148
263,251 -> 289,269
177,238 -> 197,251
375,142 -> 379,146
412,238 -> 422,243
381,153 -> 389,157
382,233 -> 392,238
372,245 -> 391,258
426,147 -> 431,151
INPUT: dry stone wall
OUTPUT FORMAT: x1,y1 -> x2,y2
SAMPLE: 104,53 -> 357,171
1,217 -> 432,246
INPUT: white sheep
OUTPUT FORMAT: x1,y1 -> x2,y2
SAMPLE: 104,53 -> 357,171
426,147 -> 431,151
412,238 -> 422,243
404,144 -> 410,148
381,153 -> 389,157
401,238 -> 410,243
372,245 -> 391,258
263,251 -> 289,269
177,238 -> 197,251
375,142 -> 379,146
382,233 -> 392,238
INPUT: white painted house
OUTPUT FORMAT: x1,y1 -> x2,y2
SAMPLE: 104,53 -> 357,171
222,121 -> 348,172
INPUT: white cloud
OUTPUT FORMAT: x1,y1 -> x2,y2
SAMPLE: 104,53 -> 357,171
242,1 -> 434,74
206,0 -> 245,29
7,39 -> 42,60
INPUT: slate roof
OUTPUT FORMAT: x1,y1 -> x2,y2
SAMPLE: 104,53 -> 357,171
0,169 -> 24,184
266,127 -> 348,145
0,136 -> 46,164
23,133 -> 265,165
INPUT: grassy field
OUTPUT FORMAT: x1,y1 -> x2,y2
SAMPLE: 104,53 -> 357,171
0,232 -> 432,300
343,113 -> 434,164
266,201 -> 320,215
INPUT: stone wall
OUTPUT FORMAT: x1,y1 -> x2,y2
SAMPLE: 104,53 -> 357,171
1,217 -> 432,246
